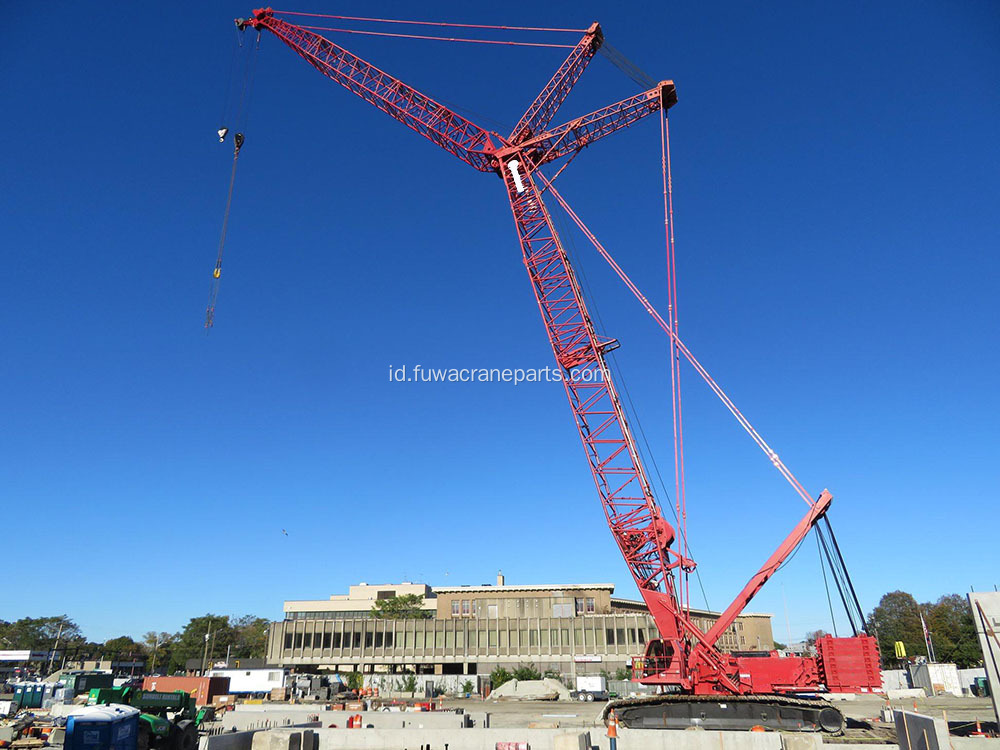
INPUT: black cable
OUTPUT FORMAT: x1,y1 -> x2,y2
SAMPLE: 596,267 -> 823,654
816,531 -> 839,637
817,525 -> 860,636
823,516 -> 868,635
219,27 -> 242,129
598,42 -> 656,90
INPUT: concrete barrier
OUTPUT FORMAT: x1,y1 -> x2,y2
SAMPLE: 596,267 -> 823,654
895,709 -> 951,750
888,689 -> 926,700
220,709 -> 487,731
202,724 -> 321,750
310,728 -> 590,750
952,738 -> 1000,750
592,728 -> 783,750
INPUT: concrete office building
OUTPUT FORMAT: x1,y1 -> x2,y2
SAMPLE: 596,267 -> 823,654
268,574 -> 774,677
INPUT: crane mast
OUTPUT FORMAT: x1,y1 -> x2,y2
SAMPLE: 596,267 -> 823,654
232,8 -> 880,726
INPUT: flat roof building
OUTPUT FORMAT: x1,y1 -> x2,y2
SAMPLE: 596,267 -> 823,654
268,574 -> 774,677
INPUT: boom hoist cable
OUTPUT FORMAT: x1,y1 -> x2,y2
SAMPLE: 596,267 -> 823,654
206,28 -> 259,329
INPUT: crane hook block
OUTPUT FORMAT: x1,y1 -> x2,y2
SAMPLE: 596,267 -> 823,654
234,132 -> 245,154
218,127 -> 229,143
213,268 -> 221,279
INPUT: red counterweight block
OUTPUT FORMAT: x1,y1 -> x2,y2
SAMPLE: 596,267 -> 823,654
815,635 -> 882,693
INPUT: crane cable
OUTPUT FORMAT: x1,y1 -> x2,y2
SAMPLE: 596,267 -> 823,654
206,31 -> 259,329
549,176 -> 711,612
270,10 -> 587,33
289,24 -> 576,48
536,172 -> 818,509
661,112 -> 690,612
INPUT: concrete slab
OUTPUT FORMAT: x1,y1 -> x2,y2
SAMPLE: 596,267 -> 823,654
895,709 -> 951,750
593,728 -> 784,750
310,727 -> 591,750
251,729 -> 301,750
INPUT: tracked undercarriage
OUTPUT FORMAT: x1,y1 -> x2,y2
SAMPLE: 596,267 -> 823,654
603,694 -> 845,733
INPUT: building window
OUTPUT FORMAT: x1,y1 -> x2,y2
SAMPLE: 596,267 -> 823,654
377,590 -> 396,600
553,602 -> 572,618
575,598 -> 585,615
452,601 -> 460,616
586,597 -> 595,613
462,599 -> 470,615
606,628 -> 616,645
487,604 -> 498,619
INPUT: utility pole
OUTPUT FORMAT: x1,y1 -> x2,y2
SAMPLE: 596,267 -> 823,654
150,635 -> 159,674
200,629 -> 211,675
48,622 -> 64,675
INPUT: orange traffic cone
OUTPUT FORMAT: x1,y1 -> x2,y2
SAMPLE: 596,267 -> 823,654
607,710 -> 618,738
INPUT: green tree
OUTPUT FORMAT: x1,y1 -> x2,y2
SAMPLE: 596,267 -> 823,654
490,667 -> 513,689
613,667 -> 631,681
0,616 -> 83,651
142,632 -> 175,674
231,616 -> 271,658
805,629 -> 829,646
346,671 -> 364,691
925,594 -> 982,668
513,663 -> 541,681
867,591 -> 927,665
369,594 -> 431,620
399,673 -> 418,695
461,679 -> 475,695
103,636 -> 145,658
169,615 -> 235,673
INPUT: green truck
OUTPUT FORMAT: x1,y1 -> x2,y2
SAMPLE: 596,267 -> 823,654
87,687 -> 214,750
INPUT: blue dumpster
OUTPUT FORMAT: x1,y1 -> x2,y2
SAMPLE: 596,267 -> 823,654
65,705 -> 140,750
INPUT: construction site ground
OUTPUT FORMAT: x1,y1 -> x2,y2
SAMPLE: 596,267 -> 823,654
447,693 -> 996,732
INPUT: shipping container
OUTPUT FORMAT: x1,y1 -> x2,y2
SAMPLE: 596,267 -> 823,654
61,673 -> 115,696
141,676 -> 230,707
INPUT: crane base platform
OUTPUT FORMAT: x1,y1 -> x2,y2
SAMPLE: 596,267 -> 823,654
603,694 -> 845,733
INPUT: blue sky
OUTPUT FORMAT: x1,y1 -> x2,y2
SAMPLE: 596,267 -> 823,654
2,2 -> 998,644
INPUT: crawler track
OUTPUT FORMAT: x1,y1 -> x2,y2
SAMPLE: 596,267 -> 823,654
603,694 -> 845,733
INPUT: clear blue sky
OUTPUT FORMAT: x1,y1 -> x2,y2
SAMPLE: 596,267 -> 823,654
2,2 -> 997,644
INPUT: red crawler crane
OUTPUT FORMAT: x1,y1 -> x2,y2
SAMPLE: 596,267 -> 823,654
232,8 -> 880,731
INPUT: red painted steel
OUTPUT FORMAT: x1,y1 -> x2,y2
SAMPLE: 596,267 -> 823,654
815,635 -> 882,693
241,7 -> 875,697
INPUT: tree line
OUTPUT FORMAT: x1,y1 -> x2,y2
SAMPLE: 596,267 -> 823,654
0,614 -> 270,675
2,589 -> 985,673
865,591 -> 982,668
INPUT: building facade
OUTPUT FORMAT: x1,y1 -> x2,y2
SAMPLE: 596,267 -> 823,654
268,576 -> 774,677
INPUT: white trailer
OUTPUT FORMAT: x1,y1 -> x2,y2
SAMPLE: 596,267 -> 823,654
206,668 -> 286,695
573,675 -> 608,701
